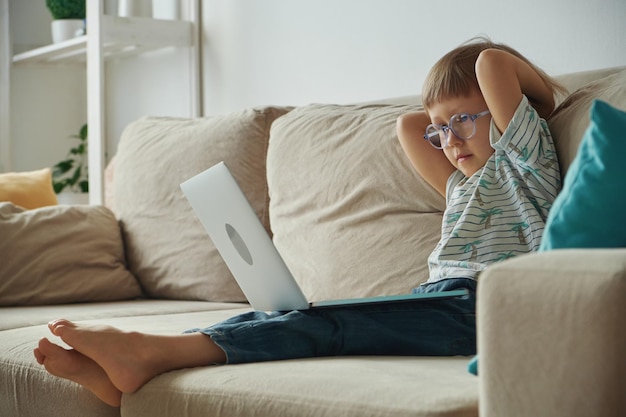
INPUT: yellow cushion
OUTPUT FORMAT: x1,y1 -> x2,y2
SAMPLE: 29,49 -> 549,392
0,168 -> 58,209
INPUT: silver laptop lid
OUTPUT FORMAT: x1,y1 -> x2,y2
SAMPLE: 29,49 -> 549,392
180,162 -> 310,311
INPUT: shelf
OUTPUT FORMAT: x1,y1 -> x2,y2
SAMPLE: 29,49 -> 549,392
4,0 -> 201,204
12,15 -> 193,66
13,36 -> 88,65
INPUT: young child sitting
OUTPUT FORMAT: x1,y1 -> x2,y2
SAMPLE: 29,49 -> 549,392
33,37 -> 565,407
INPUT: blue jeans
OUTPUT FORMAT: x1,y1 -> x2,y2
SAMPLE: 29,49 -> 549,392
186,278 -> 477,364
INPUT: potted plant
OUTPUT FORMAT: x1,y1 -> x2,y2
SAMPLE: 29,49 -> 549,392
46,0 -> 86,43
52,123 -> 89,204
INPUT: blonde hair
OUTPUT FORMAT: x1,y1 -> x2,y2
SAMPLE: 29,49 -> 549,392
422,36 -> 567,109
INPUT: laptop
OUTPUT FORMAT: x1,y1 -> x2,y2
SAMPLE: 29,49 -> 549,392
180,162 -> 468,311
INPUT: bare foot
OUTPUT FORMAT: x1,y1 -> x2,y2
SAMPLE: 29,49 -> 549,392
34,338 -> 122,407
47,319 -> 172,394
47,319 -> 226,395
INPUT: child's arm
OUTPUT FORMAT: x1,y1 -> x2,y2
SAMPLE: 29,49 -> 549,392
475,49 -> 555,133
397,111 -> 456,197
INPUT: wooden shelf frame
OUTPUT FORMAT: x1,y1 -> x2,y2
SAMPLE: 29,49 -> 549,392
86,2 -> 201,205
12,16 -> 193,67
2,0 -> 201,204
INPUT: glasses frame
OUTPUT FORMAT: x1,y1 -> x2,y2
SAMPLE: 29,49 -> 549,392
423,110 -> 491,149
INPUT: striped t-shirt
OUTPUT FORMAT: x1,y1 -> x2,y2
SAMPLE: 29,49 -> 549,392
426,95 -> 561,284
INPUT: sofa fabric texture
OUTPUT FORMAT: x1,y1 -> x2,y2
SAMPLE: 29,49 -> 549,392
268,103 -> 445,301
547,69 -> 626,177
0,203 -> 141,306
478,249 -> 626,417
113,107 -> 290,302
1,66 -> 625,417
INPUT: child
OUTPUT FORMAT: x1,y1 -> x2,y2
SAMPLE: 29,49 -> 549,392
397,38 -> 565,284
33,37 -> 565,407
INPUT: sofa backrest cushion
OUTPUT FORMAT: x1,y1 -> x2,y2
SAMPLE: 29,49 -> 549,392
267,104 -> 445,301
114,107 -> 291,302
548,69 -> 626,177
0,203 -> 142,305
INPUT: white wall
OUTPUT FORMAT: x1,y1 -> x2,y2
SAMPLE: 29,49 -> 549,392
6,0 -> 192,172
106,47 -> 194,154
7,0 -> 87,172
201,0 -> 626,115
6,0 -> 626,172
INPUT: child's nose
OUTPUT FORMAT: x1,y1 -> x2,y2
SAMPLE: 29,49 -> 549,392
445,130 -> 464,148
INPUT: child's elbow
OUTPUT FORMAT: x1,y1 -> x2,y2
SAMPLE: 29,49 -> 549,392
396,113 -> 415,143
475,49 -> 511,77
396,112 -> 430,144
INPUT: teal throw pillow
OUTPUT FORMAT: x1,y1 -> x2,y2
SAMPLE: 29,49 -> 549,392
540,100 -> 626,250
467,354 -> 479,376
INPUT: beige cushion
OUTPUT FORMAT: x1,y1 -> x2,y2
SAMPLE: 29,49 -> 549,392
1,309 -> 476,417
0,203 -> 141,306
127,356 -> 477,417
0,168 -> 58,209
553,66 -> 626,105
1,299 -> 248,331
114,107 -> 291,302
267,104 -> 445,301
478,249 -> 626,417
548,69 -> 626,177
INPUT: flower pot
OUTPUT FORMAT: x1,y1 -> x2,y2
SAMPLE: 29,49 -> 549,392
51,19 -> 84,43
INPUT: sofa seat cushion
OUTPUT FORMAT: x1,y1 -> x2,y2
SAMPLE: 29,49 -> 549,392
0,299 -> 249,331
0,305 -> 252,417
2,306 -> 477,417
126,356 -> 478,417
267,103 -> 445,302
113,106 -> 291,302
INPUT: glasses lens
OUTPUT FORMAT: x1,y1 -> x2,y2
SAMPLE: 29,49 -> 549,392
450,114 -> 475,140
425,125 -> 443,148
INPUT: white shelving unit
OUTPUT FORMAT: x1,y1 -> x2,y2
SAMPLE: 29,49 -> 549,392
1,0 -> 201,204
12,15 -> 194,66
0,0 -> 11,174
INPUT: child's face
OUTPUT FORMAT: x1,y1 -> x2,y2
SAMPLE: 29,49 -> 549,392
427,90 -> 494,177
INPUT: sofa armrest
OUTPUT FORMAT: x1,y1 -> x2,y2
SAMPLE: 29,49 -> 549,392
477,249 -> 626,417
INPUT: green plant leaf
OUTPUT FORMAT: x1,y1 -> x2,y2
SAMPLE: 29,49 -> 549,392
51,122 -> 88,194
53,160 -> 74,176
69,166 -> 82,185
69,143 -> 85,155
79,124 -> 88,140
52,181 -> 64,194
46,0 -> 86,20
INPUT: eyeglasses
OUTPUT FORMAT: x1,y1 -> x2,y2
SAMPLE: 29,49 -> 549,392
423,110 -> 491,149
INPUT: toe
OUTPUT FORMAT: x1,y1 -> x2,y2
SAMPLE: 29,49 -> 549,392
38,337 -> 60,356
34,347 -> 45,364
48,319 -> 74,335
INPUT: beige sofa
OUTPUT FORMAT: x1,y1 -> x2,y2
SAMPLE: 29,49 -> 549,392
1,66 -> 625,417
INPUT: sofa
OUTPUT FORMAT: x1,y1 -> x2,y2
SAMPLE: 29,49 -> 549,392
1,65 -> 625,417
